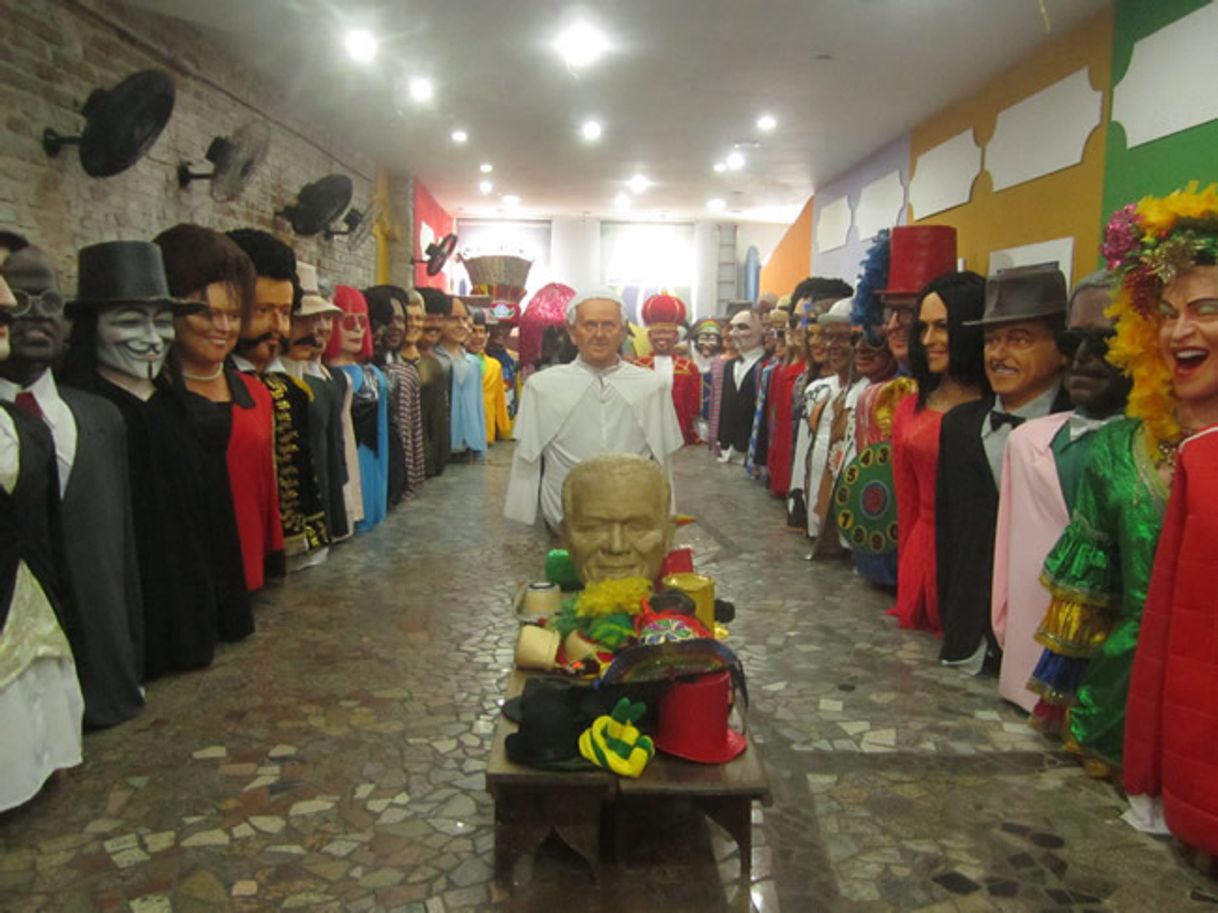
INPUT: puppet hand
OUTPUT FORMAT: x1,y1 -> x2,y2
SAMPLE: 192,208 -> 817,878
578,697 -> 654,778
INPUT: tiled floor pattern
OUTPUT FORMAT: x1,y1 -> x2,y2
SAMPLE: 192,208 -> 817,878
1,444 -> 1216,912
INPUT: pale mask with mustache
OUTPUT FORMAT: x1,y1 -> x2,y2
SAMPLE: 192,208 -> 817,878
96,304 -> 175,380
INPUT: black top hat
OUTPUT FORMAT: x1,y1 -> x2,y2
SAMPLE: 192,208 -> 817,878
964,262 -> 1068,327
68,241 -> 203,315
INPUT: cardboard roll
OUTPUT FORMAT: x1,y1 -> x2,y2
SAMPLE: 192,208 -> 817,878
44,69 -> 175,177
833,442 -> 898,555
278,174 -> 354,237
178,120 -> 270,202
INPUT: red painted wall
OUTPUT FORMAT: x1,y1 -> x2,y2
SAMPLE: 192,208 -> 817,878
413,180 -> 454,289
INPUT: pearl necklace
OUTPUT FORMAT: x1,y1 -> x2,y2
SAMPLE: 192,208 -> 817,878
181,364 -> 225,381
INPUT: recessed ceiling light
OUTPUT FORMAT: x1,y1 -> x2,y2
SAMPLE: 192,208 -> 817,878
480,162 -> 493,174
713,162 -> 727,174
554,21 -> 610,70
344,29 -> 378,63
707,198 -> 726,211
502,194 -> 521,207
756,114 -> 777,132
451,129 -> 468,144
580,120 -> 603,142
726,151 -> 746,171
408,76 -> 434,104
626,173 -> 651,194
614,192 -> 631,211
479,180 -> 494,195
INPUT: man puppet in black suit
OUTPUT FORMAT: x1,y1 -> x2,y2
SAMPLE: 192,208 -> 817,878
936,263 -> 1072,674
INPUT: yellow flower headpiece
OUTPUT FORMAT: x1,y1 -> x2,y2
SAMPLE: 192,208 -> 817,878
1102,182 -> 1218,457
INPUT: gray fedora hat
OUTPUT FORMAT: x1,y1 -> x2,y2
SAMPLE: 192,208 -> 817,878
964,262 -> 1067,327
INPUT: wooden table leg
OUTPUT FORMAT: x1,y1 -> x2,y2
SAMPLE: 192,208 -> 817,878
696,795 -> 753,883
491,785 -> 608,888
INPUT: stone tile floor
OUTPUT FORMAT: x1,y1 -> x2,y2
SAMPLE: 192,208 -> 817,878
2,444 -> 1216,912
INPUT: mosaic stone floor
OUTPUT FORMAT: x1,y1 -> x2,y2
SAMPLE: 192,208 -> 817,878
2,443 -> 1216,912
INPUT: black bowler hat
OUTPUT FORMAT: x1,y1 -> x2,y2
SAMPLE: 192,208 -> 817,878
965,262 -> 1068,327
68,241 -> 203,315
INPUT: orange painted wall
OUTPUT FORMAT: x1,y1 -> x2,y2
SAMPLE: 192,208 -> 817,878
909,8 -> 1113,281
759,195 -> 814,299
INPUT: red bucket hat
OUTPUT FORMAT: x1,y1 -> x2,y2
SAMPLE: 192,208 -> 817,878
879,225 -> 957,296
653,670 -> 747,764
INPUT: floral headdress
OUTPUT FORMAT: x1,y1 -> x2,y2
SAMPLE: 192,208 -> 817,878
1101,182 -> 1218,457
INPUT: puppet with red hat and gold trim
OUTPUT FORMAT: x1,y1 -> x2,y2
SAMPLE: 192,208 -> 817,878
632,294 -> 701,445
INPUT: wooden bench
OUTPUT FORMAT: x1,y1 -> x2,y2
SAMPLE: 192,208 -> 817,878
485,670 -> 771,892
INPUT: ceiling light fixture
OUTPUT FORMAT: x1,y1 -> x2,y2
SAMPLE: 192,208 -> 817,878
626,173 -> 651,194
713,162 -> 727,174
726,151 -> 746,171
408,76 -> 434,104
450,129 -> 468,144
756,113 -> 777,132
344,29 -> 378,63
580,120 -> 603,142
613,192 -> 631,211
480,162 -> 493,174
554,21 -> 610,70
479,180 -> 493,195
707,198 -> 726,211
502,194 -> 521,207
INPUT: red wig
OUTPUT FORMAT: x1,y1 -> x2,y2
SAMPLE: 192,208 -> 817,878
325,285 -> 373,362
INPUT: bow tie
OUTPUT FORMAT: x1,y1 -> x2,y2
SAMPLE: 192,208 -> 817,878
989,410 -> 1026,432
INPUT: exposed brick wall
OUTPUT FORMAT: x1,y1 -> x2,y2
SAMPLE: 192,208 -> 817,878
0,0 -> 403,291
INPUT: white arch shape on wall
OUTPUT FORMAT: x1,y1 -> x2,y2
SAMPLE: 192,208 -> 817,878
985,68 -> 1103,192
815,196 -> 853,253
908,129 -> 982,220
988,236 -> 1076,288
1111,2 -> 1218,148
855,170 -> 905,241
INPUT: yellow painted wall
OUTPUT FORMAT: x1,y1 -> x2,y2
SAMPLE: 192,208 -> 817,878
909,8 -> 1113,281
760,196 -> 814,299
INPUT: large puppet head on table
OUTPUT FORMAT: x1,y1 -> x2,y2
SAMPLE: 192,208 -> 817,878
561,454 -> 675,584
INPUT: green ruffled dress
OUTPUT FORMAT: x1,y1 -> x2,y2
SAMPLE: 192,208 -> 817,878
1039,419 -> 1167,769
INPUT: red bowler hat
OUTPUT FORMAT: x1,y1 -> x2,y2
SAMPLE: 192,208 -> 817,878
641,293 -> 688,328
879,225 -> 957,297
653,670 -> 747,764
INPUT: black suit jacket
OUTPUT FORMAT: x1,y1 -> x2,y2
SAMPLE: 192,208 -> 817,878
935,387 -> 1071,664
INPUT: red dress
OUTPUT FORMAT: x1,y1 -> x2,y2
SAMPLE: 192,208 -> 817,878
1124,426 -> 1218,854
226,371 -> 283,591
888,396 -> 942,632
766,360 -> 806,496
634,355 -> 702,445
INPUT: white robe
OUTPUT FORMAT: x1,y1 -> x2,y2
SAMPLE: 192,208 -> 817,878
504,357 -> 683,529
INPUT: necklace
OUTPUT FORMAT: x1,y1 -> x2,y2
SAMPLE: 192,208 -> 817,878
182,364 -> 225,381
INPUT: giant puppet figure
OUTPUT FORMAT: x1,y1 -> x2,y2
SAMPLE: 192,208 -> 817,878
156,223 -> 283,609
634,294 -> 701,445
0,244 -> 144,730
505,289 -> 682,531
716,308 -> 766,463
61,241 -> 222,678
0,265 -> 84,810
936,263 -> 1071,675
227,229 -> 330,569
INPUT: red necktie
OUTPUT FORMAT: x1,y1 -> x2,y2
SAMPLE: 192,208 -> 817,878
14,391 -> 42,420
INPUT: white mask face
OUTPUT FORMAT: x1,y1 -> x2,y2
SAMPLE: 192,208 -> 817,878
96,304 -> 175,380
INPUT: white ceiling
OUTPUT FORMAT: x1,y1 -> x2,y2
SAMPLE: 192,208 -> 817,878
134,0 -> 1111,224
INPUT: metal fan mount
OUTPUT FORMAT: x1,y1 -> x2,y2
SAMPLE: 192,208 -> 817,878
277,174 -> 354,237
178,120 -> 271,202
325,199 -> 382,250
44,69 -> 175,177
411,232 -> 458,276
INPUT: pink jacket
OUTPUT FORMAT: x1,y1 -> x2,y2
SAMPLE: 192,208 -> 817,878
992,412 -> 1071,712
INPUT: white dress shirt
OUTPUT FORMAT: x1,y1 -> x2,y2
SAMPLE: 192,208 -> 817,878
0,369 -> 78,495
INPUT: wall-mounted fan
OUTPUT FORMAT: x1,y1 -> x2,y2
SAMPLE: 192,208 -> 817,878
325,199 -> 382,250
412,233 -> 458,276
43,69 -> 175,177
276,174 -> 353,236
178,120 -> 271,202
